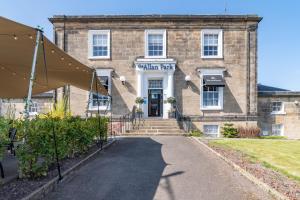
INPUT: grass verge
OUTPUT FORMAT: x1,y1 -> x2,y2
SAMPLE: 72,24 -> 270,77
209,139 -> 300,183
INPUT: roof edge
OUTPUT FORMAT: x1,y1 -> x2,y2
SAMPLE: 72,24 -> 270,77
49,14 -> 263,23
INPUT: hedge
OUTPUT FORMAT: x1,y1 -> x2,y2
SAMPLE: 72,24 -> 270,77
0,117 -> 10,160
15,116 -> 108,178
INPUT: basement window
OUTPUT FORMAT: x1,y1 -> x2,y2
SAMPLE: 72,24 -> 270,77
272,124 -> 284,136
203,125 -> 219,137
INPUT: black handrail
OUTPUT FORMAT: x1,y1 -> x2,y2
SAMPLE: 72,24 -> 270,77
118,106 -> 143,134
174,104 -> 192,133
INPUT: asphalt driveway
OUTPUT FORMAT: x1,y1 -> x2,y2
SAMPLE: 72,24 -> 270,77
45,136 -> 273,200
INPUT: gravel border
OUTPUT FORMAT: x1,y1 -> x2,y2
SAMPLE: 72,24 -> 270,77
190,137 -> 289,200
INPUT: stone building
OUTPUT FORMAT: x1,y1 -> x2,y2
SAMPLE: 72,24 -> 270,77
257,84 -> 300,139
0,92 -> 54,119
49,14 -> 262,137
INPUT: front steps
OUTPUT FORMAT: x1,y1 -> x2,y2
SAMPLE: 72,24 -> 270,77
123,118 -> 185,136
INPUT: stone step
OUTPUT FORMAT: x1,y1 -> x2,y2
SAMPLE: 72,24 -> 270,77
139,125 -> 181,129
143,121 -> 179,126
131,129 -> 184,133
121,132 -> 185,136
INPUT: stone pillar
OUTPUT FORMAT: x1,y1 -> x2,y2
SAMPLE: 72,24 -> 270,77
137,71 -> 143,97
165,72 -> 174,119
167,72 -> 174,97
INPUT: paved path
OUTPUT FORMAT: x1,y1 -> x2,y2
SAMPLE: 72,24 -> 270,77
46,136 -> 274,200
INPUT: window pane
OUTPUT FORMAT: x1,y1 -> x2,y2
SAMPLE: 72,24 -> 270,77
148,80 -> 163,88
148,34 -> 163,56
203,33 -> 219,56
93,34 -> 108,57
203,86 -> 219,107
204,125 -> 219,135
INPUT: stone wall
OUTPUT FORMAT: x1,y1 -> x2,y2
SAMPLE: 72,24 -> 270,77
51,16 -> 259,122
0,98 -> 53,119
258,95 -> 300,139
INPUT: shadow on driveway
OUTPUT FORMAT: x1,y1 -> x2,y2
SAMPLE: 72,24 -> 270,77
46,137 -> 174,200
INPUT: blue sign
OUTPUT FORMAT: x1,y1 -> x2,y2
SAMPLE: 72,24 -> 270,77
137,63 -> 175,71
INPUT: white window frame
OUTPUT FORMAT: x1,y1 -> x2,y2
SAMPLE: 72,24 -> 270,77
145,29 -> 167,59
89,69 -> 112,111
29,101 -> 38,116
199,69 -> 224,111
201,29 -> 223,59
203,125 -> 220,137
271,101 -> 285,115
88,30 -> 110,59
272,124 -> 284,136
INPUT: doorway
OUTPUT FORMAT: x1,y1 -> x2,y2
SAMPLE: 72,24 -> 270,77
148,89 -> 163,117
148,80 -> 163,117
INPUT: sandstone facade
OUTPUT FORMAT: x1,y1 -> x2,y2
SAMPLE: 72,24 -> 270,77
49,15 -> 261,136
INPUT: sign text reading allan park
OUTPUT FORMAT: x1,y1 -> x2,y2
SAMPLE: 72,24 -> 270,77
137,63 -> 175,71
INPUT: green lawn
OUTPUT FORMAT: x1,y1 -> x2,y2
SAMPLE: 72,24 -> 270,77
209,139 -> 300,182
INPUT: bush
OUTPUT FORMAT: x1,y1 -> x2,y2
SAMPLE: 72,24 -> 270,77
15,116 -> 108,178
238,126 -> 260,138
189,130 -> 203,137
0,117 -> 10,160
221,123 -> 238,138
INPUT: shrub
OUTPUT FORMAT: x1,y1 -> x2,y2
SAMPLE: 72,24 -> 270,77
189,129 -> 203,137
0,117 -> 10,160
15,116 -> 108,178
238,126 -> 260,138
221,123 -> 238,138
135,97 -> 144,105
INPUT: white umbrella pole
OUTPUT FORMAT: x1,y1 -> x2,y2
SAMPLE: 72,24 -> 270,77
86,70 -> 96,119
24,30 -> 41,119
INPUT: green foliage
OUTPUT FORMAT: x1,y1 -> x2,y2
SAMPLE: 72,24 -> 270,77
15,116 -> 108,178
221,123 -> 238,138
189,129 -> 203,137
0,117 -> 10,160
166,97 -> 176,104
135,97 -> 145,105
40,99 -> 71,119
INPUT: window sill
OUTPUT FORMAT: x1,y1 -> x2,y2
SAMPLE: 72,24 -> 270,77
89,106 -> 111,111
29,112 -> 38,116
88,56 -> 110,60
201,56 -> 223,59
201,107 -> 223,111
270,111 -> 286,115
145,55 -> 167,59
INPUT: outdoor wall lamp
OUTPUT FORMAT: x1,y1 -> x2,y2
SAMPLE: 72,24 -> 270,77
295,100 -> 299,106
120,76 -> 126,85
185,75 -> 191,86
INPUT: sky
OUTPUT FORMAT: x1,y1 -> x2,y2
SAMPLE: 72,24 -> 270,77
1,0 -> 300,90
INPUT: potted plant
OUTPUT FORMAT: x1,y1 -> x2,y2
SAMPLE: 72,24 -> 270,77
167,97 -> 176,118
135,97 -> 144,106
135,97 -> 144,118
136,108 -> 144,118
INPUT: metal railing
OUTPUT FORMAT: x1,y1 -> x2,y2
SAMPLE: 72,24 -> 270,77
117,106 -> 144,135
174,104 -> 192,133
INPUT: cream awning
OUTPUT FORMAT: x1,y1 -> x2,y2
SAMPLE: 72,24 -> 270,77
0,16 -> 107,98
